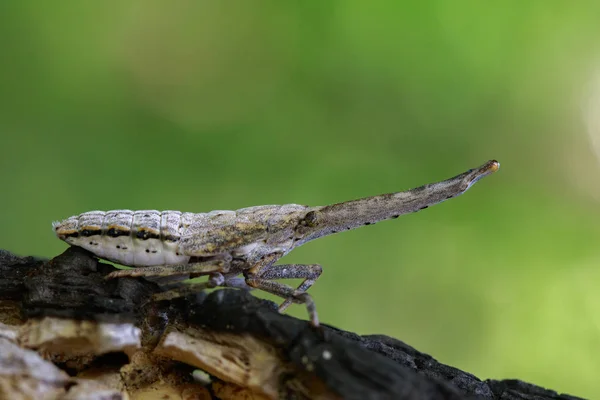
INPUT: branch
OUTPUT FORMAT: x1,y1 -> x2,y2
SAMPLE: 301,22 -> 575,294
0,248 -> 584,400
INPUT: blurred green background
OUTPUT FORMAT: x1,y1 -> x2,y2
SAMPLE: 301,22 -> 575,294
1,1 -> 600,397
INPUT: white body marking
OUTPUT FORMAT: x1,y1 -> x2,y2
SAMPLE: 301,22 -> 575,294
53,210 -> 191,266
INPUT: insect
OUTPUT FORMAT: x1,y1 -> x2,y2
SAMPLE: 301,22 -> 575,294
53,160 -> 499,327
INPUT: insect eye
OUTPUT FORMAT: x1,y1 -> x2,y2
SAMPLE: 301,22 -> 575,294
302,211 -> 319,227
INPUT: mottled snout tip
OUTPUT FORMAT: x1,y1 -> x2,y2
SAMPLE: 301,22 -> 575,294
482,160 -> 500,174
464,160 -> 500,189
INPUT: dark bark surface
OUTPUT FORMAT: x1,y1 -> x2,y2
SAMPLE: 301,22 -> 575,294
0,248 -> 585,400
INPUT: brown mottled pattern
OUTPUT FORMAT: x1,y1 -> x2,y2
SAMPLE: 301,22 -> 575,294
178,209 -> 270,256
294,160 -> 499,245
53,161 -> 499,267
160,211 -> 182,242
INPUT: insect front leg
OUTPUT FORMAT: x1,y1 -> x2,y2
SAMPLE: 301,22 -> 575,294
248,264 -> 323,313
244,260 -> 322,327
105,259 -> 226,279
245,277 -> 319,326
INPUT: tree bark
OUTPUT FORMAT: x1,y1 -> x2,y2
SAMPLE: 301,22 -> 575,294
0,247 -> 585,400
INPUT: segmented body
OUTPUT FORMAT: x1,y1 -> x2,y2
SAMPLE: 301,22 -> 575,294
52,160 -> 500,327
53,205 -> 309,267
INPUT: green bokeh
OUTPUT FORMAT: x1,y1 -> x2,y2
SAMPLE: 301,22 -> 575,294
1,1 -> 599,397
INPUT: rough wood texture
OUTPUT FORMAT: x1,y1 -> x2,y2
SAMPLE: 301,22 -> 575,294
0,247 -> 585,400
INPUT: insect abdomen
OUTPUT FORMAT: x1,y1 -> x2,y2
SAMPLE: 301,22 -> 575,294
53,210 -> 190,266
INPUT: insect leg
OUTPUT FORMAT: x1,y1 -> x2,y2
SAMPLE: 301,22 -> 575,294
246,278 -> 319,327
245,277 -> 319,326
105,260 -> 225,279
251,264 -> 322,312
